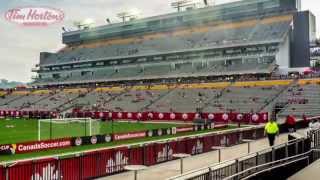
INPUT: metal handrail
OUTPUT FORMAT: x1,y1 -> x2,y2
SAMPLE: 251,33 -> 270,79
168,136 -> 306,180
242,148 -> 320,180
223,150 -> 313,180
242,156 -> 309,180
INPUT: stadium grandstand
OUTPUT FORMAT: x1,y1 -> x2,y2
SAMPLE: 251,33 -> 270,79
31,0 -> 315,86
0,0 -> 318,119
1,0 -> 320,180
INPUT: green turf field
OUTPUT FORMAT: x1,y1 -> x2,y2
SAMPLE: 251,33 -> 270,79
0,125 -> 236,162
0,118 -> 180,144
0,118 -> 239,162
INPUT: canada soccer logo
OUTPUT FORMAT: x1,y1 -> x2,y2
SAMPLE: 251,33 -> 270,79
182,113 -> 188,120
148,113 -> 153,119
157,145 -> 173,162
75,137 -> 82,146
171,127 -> 177,135
263,113 -> 268,121
148,130 -> 153,137
194,113 -> 200,119
137,113 -> 142,119
208,113 -> 214,120
170,113 -> 176,119
167,128 -> 171,135
117,112 -> 123,118
105,135 -> 112,142
192,140 -> 203,154
252,114 -> 259,122
222,113 -> 229,121
106,151 -> 128,174
158,113 -> 164,119
31,164 -> 60,180
90,136 -> 98,144
237,114 -> 243,121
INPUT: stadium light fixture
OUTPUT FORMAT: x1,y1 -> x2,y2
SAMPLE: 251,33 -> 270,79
129,8 -> 142,17
72,18 -> 95,30
117,12 -> 137,23
171,0 -> 195,12
82,18 -> 95,27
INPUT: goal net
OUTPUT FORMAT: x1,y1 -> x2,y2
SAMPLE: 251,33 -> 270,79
38,118 -> 101,141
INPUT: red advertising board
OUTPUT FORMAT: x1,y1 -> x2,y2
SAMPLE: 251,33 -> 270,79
113,131 -> 146,141
2,139 -> 72,154
176,126 -> 194,133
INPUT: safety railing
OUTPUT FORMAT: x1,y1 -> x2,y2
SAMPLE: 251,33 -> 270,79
168,135 -> 311,180
224,149 -> 320,180
169,128 -> 320,180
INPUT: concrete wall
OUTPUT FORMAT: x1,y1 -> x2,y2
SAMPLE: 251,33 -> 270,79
290,11 -> 311,68
276,34 -> 290,68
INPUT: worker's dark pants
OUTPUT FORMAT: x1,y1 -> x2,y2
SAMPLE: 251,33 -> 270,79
267,133 -> 276,146
287,124 -> 296,133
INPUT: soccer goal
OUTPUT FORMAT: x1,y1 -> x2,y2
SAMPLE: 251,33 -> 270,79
38,118 -> 101,141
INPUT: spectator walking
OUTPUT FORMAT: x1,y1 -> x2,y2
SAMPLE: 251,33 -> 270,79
308,119 -> 319,136
309,119 -> 317,131
302,114 -> 308,128
264,119 -> 279,146
286,115 -> 296,133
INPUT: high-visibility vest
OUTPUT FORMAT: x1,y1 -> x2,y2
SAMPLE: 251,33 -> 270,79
265,122 -> 279,134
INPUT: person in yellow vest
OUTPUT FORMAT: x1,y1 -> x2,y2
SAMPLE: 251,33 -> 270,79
264,119 -> 279,146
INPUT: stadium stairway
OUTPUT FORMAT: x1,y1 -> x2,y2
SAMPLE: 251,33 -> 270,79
0,91 -> 29,106
138,87 -> 177,112
259,79 -> 298,113
55,88 -> 96,113
17,90 -> 57,111
277,83 -> 320,117
200,83 -> 232,111
60,86 -> 133,113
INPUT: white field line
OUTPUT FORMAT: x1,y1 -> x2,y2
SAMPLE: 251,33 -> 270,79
0,125 -> 261,166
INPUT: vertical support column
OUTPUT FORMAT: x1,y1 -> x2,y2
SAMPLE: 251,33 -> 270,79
235,159 -> 239,180
5,167 -> 9,180
285,143 -> 289,158
272,147 -> 275,161
208,167 -> 212,180
50,118 -> 53,139
38,119 -> 40,141
57,158 -> 61,180
134,170 -> 137,180
89,118 -> 92,136
180,158 -> 183,174
84,119 -> 87,136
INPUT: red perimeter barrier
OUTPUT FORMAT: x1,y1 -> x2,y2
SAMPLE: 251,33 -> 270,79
0,166 -> 4,180
1,127 -> 266,179
0,110 -> 268,124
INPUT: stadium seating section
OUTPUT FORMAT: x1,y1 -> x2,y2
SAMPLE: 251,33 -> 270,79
1,79 -> 320,118
34,15 -> 291,84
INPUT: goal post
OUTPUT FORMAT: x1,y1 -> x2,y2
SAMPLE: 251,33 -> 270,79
38,118 -> 101,141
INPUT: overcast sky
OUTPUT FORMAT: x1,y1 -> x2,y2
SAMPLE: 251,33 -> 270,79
0,0 -> 319,82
